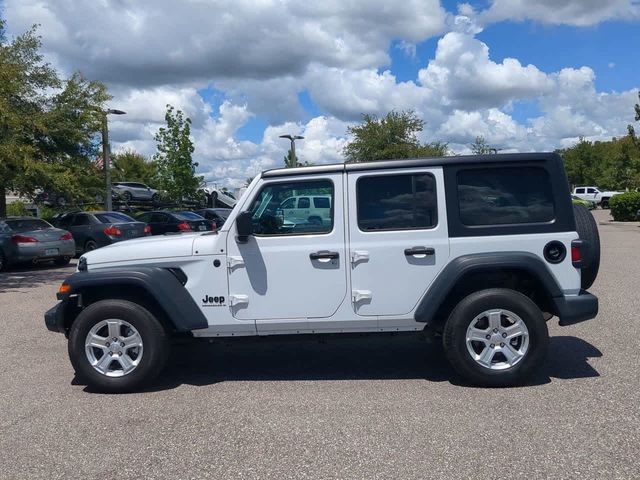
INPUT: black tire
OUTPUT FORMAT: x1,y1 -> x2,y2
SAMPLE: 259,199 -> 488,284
0,250 -> 7,272
600,198 -> 609,209
68,299 -> 169,393
122,191 -> 132,201
54,256 -> 71,266
573,204 -> 600,290
443,288 -> 549,387
84,239 -> 98,253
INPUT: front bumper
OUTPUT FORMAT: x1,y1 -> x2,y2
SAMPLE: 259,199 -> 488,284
553,290 -> 598,326
44,302 -> 66,333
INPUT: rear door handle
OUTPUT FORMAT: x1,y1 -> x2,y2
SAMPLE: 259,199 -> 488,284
310,250 -> 339,260
404,246 -> 435,256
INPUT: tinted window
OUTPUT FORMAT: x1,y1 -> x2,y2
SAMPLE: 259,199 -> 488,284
71,215 -> 92,226
95,213 -> 135,223
137,213 -> 151,222
281,198 -> 296,209
249,180 -> 333,235
575,188 -> 584,194
314,197 -> 330,208
457,167 -> 554,226
587,188 -> 596,194
173,211 -> 203,220
5,219 -> 52,231
150,213 -> 167,223
298,197 -> 310,208
357,174 -> 437,231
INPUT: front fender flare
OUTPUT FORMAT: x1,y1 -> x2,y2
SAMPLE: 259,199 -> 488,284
56,267 -> 208,332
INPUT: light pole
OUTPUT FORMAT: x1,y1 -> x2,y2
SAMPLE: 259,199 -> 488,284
279,134 -> 304,167
100,109 -> 126,210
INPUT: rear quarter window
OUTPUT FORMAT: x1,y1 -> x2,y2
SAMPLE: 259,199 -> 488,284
457,167 -> 555,226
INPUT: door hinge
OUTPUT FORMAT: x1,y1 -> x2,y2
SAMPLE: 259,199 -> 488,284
229,294 -> 249,307
352,289 -> 372,303
350,250 -> 370,265
227,256 -> 244,271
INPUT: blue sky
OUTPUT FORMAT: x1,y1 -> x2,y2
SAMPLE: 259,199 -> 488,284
4,0 -> 639,186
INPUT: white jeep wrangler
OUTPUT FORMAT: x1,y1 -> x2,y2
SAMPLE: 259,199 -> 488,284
45,153 -> 600,392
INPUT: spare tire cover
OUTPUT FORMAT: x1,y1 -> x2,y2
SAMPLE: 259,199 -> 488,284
573,204 -> 600,290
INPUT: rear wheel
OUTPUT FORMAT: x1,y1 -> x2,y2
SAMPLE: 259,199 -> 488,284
54,256 -> 71,266
443,288 -> 549,387
84,239 -> 98,253
68,299 -> 169,393
122,191 -> 132,202
573,204 -> 600,289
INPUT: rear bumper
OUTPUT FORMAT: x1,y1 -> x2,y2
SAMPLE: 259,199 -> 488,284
16,242 -> 75,262
44,302 -> 66,333
554,290 -> 598,326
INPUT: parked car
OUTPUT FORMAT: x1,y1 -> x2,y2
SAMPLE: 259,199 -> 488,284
572,186 -> 623,208
193,208 -> 232,229
52,211 -> 150,255
280,194 -> 332,225
0,216 -> 74,271
571,195 -> 596,210
46,152 -> 601,392
204,187 -> 237,208
112,182 -> 160,203
136,211 -> 214,235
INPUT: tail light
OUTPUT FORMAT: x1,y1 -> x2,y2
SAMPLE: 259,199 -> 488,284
103,226 -> 122,236
571,239 -> 584,268
177,222 -> 192,231
143,225 -> 151,234
11,235 -> 38,244
59,232 -> 73,241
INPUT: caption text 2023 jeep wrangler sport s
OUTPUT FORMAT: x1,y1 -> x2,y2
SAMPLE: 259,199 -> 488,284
45,153 -> 600,392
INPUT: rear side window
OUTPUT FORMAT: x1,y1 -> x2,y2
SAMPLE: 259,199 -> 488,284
314,197 -> 330,208
298,197 -> 310,208
357,173 -> 438,231
150,213 -> 167,223
575,188 -> 584,194
457,167 -> 554,226
174,211 -> 203,220
71,215 -> 92,226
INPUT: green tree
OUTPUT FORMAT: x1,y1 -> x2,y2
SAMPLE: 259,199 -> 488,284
112,149 -> 158,187
283,149 -> 299,168
0,21 -> 109,215
244,177 -> 254,187
470,136 -> 496,155
153,105 -> 202,201
344,110 -> 447,162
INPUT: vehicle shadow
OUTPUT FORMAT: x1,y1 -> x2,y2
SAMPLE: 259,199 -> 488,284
77,334 -> 602,393
0,261 -> 76,293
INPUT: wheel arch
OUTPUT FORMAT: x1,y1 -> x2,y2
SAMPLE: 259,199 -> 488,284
56,267 -> 207,334
415,252 -> 563,331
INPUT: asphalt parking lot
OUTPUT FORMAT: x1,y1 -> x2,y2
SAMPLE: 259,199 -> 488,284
1,209 -> 639,479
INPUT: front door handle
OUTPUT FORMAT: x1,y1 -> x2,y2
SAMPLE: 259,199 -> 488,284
404,246 -> 435,256
310,250 -> 339,260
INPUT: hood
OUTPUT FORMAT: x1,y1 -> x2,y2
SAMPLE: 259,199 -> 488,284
83,233 -> 203,265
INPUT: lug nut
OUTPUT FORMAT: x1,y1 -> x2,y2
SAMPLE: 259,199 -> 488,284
112,337 -> 118,341
485,335 -> 491,340
109,352 -> 113,356
118,351 -> 122,356
121,342 -> 125,347
500,342 -> 505,347
493,328 -> 499,333
502,332 -> 507,338
490,343 -> 495,348
105,342 -> 110,347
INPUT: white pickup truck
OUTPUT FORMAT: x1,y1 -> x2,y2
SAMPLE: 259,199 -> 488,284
572,186 -> 623,208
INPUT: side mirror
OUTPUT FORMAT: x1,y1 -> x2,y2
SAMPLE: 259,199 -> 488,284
235,211 -> 253,243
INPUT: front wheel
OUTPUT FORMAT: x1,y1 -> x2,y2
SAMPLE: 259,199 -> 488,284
443,288 -> 548,387
68,299 -> 169,393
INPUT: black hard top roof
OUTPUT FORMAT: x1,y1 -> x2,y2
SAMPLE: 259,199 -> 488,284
262,152 -> 558,178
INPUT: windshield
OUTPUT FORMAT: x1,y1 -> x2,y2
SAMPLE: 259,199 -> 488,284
95,213 -> 136,223
5,219 -> 53,232
174,211 -> 204,220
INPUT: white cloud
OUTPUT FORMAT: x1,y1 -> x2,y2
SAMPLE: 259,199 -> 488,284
481,0 -> 640,26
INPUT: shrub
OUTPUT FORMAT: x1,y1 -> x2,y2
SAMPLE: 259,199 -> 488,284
6,201 -> 31,217
609,192 -> 640,221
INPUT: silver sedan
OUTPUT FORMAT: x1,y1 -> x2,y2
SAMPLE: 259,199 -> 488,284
0,217 -> 75,271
